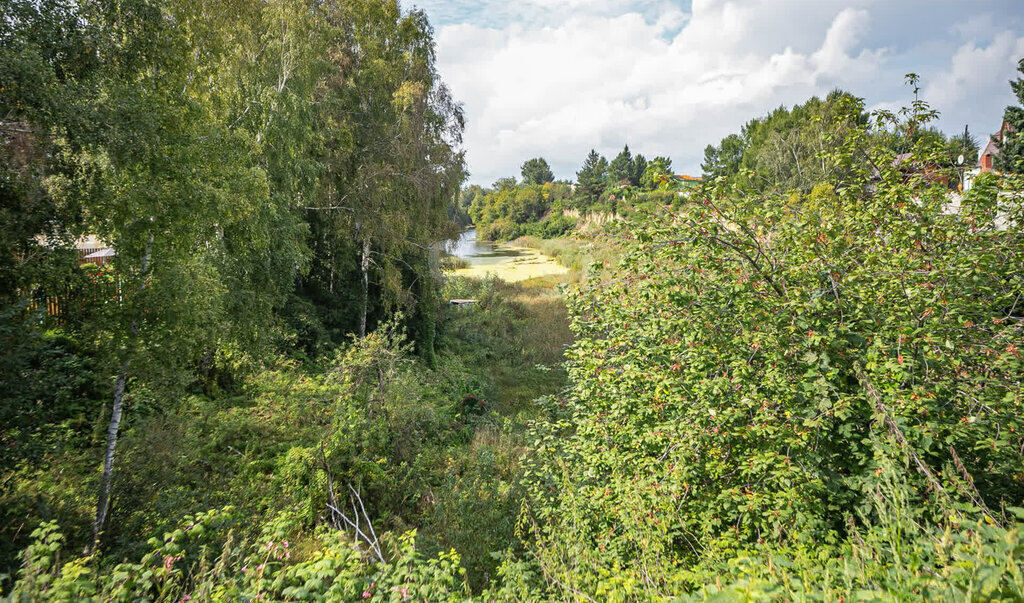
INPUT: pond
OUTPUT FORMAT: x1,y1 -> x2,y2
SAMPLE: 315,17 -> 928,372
448,229 -> 567,282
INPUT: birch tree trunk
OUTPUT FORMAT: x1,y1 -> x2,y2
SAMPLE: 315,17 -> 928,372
92,233 -> 153,550
359,236 -> 370,338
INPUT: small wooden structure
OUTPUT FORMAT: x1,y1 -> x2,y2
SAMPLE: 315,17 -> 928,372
82,247 -> 116,266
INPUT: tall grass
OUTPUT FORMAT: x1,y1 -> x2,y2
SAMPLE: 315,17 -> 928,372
512,235 -> 620,283
440,252 -> 470,271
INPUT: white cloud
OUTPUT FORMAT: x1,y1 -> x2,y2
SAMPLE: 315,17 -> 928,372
426,0 -> 1024,185
923,31 -> 1024,127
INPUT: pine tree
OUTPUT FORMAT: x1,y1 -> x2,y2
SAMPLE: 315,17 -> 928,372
608,144 -> 633,185
630,154 -> 647,187
521,157 -> 554,185
575,149 -> 607,204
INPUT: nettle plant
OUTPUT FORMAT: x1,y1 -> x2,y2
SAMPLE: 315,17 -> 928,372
520,94 -> 1024,594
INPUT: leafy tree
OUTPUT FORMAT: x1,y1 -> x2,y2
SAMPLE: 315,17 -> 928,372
493,176 -> 517,190
701,133 -> 745,180
0,0 -> 94,306
463,177 -> 573,241
521,157 -> 554,185
702,91 -> 868,192
74,0 -> 313,545
301,0 -> 464,349
0,0 -> 291,546
640,156 -> 673,190
995,58 -> 1024,174
0,0 -> 466,558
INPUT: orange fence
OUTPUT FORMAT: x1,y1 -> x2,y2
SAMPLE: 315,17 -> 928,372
24,279 -> 121,324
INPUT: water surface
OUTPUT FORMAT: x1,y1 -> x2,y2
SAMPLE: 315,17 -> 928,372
449,229 -> 567,282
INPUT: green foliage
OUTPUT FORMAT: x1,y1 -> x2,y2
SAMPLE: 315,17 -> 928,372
467,147 -> 670,242
1,0 -> 469,589
702,90 -> 868,192
573,146 -> 661,210
686,508 -> 1024,601
507,91 -> 1024,598
8,6 -> 1022,600
7,512 -> 469,601
520,157 -> 554,185
641,156 -> 674,191
575,149 -> 609,205
1,275 -> 571,595
608,145 -> 634,185
702,133 -> 745,181
467,181 -> 574,241
0,312 -> 100,471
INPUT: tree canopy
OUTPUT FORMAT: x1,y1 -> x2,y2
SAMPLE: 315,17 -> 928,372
1,0 -> 464,566
520,157 -> 554,185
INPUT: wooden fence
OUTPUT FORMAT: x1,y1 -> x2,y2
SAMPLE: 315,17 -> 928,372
24,278 -> 121,325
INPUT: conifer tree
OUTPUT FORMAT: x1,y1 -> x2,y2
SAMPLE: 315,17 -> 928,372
608,144 -> 633,185
521,157 -> 554,185
575,149 -> 607,204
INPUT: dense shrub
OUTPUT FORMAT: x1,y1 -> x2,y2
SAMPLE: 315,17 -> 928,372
506,97 -> 1024,598
7,511 -> 468,601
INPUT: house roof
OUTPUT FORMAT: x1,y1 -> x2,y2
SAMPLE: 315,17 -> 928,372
83,248 -> 115,259
978,121 -> 1015,164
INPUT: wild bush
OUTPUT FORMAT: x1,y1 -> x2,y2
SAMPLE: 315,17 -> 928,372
509,95 -> 1024,599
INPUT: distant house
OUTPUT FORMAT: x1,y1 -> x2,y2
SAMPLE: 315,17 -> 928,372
964,120 -> 1013,191
82,247 -> 115,266
671,173 -> 704,189
979,121 -> 1014,173
25,234 -> 117,321
35,234 -> 116,265
73,235 -> 115,265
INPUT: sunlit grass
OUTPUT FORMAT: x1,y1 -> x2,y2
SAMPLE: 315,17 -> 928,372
514,234 -> 621,283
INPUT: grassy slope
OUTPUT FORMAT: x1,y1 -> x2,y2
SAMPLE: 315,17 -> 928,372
426,275 -> 573,590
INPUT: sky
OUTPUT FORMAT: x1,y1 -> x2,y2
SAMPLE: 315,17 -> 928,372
407,0 -> 1024,187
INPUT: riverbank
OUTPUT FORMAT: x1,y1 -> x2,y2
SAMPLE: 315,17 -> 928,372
511,234 -> 621,283
445,226 -> 621,286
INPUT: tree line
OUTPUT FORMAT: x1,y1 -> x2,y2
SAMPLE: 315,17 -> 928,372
702,86 -> 982,193
461,147 -> 678,241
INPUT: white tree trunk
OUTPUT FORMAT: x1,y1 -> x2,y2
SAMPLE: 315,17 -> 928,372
92,233 -> 153,549
359,236 -> 370,338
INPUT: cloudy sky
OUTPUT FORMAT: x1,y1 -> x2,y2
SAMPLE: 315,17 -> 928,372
408,0 -> 1024,186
